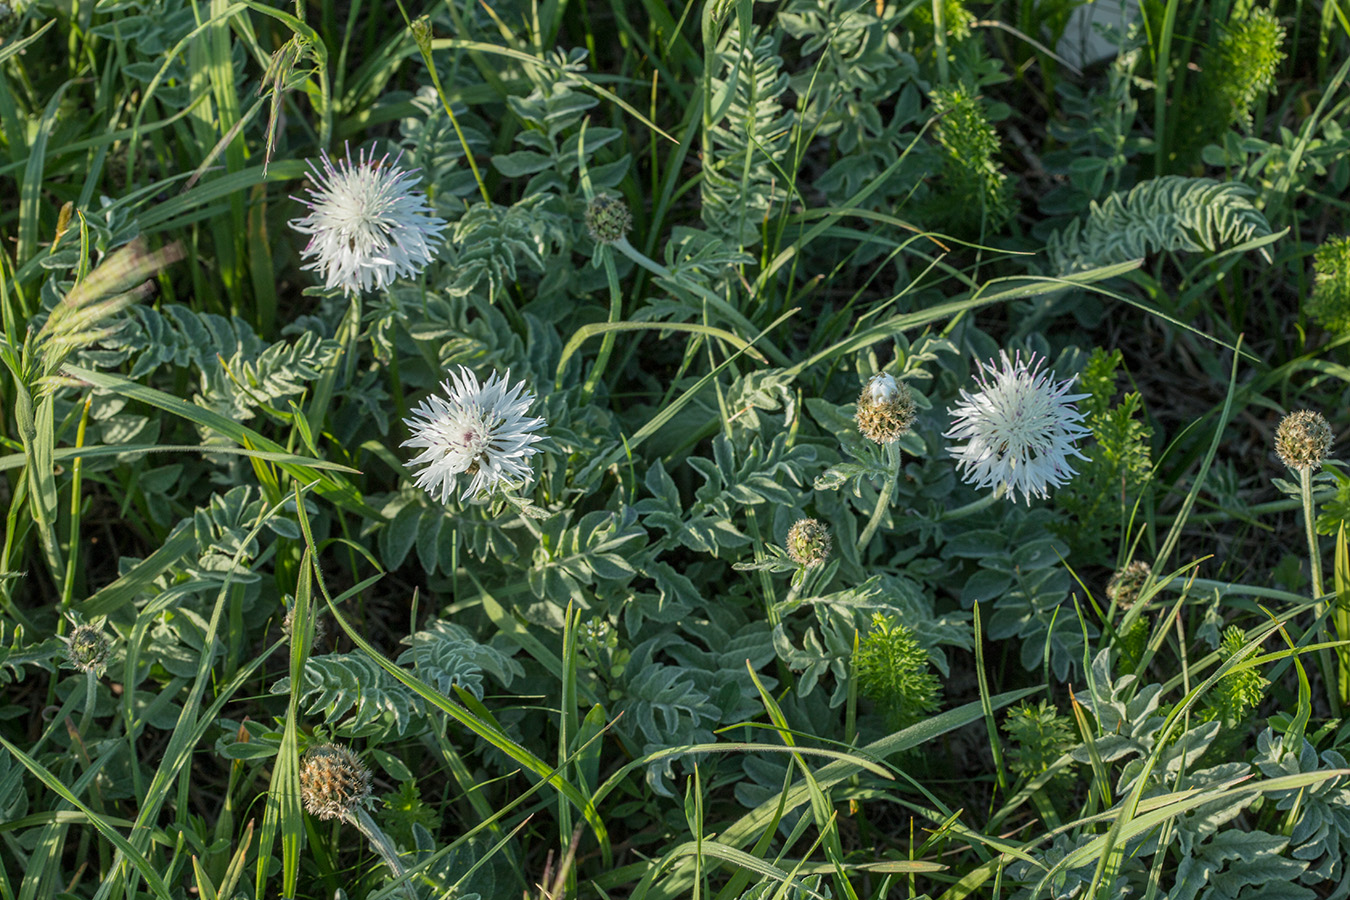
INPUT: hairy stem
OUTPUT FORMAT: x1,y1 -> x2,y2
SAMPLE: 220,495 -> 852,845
1302,467 -> 1324,601
857,442 -> 902,552
1300,466 -> 1337,714
351,807 -> 417,900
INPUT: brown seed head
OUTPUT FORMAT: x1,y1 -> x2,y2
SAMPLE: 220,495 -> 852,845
855,374 -> 916,444
1106,560 -> 1152,610
299,744 -> 372,821
1275,410 -> 1333,471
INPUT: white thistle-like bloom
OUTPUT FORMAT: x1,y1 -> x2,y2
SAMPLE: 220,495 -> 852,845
402,367 -> 546,502
289,145 -> 446,295
945,351 -> 1091,504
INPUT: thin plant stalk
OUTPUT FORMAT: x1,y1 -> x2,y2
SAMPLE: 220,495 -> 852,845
1339,591 -> 1350,710
351,807 -> 417,900
78,668 -> 98,737
1301,467 -> 1324,601
59,392 -> 94,616
1299,466 -> 1337,713
581,249 -> 623,403
858,442 -> 902,552
940,483 -> 1006,522
405,14 -> 491,206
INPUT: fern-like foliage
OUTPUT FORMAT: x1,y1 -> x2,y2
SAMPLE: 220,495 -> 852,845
926,82 -> 1013,237
1038,49 -> 1143,225
853,613 -> 939,729
497,47 -> 629,197
947,506 -> 1089,681
907,0 -> 975,41
636,433 -> 815,558
612,637 -> 720,794
100,304 -> 339,436
1173,5 -> 1286,167
1072,649 -> 1220,794
1204,7 -> 1286,129
1052,348 -> 1153,563
396,620 -> 523,700
1253,728 -> 1350,887
399,85 -> 492,202
275,652 -> 422,735
1171,830 -> 1312,900
1198,626 -> 1269,731
1003,699 -> 1076,778
1047,176 -> 1272,274
1307,235 -> 1350,333
445,197 -> 572,302
702,26 -> 795,248
272,619 -> 520,736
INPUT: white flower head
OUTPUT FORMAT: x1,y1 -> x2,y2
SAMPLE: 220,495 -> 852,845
290,144 -> 447,295
402,367 -> 546,502
944,351 -> 1091,504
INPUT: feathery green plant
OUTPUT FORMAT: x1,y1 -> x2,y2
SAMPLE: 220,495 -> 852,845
1307,236 -> 1350,333
702,26 -> 795,249
853,612 -> 940,729
926,82 -> 1014,237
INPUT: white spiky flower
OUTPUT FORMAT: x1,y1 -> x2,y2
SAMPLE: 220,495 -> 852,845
402,367 -> 546,502
945,351 -> 1091,504
289,144 -> 446,295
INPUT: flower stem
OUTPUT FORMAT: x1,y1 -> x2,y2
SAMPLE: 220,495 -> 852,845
351,807 -> 417,900
1300,467 -> 1338,713
1301,467 -> 1324,601
78,669 -> 97,736
611,238 -> 791,367
940,484 -> 1005,522
857,442 -> 902,553
580,249 -> 623,403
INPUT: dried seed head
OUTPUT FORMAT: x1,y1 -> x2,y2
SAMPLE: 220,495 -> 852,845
855,374 -> 916,444
66,625 -> 112,675
1106,560 -> 1152,610
585,195 -> 632,244
786,518 -> 832,567
300,744 -> 372,821
1275,410 -> 1333,471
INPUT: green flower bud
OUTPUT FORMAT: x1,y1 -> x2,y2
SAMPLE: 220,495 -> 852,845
585,195 -> 632,244
786,518 -> 831,567
66,625 -> 112,676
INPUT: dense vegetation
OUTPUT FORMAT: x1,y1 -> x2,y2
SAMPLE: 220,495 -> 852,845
1,0 -> 1349,897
